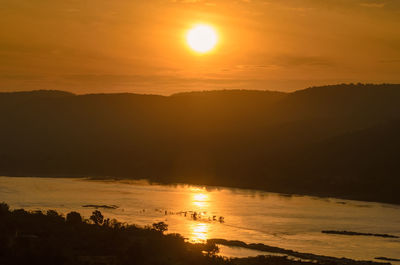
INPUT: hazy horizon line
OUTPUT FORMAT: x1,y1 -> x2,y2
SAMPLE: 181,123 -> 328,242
1,82 -> 399,97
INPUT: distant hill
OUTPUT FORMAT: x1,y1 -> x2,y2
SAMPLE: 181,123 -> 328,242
0,84 -> 400,204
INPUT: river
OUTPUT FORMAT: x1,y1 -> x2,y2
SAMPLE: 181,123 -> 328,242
1,176 -> 399,262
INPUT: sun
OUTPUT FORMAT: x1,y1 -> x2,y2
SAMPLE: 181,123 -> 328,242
186,24 -> 218,54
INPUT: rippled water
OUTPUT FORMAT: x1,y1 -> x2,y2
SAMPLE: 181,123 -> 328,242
1,176 -> 400,262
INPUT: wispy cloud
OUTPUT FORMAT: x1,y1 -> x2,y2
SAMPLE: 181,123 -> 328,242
359,2 -> 385,8
170,0 -> 204,3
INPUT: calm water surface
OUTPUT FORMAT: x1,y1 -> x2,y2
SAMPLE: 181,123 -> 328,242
1,176 -> 399,262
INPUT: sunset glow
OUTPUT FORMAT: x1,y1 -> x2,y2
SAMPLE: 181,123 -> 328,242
2,1 -> 399,93
2,0 -> 400,263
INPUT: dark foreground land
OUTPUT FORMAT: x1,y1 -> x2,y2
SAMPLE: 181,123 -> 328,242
1,84 -> 400,204
0,203 -> 391,265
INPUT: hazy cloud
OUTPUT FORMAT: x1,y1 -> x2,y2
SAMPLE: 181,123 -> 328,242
359,2 -> 386,8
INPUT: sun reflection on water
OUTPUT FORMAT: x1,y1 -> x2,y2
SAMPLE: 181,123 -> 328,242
187,189 -> 213,242
193,192 -> 209,208
190,222 -> 209,242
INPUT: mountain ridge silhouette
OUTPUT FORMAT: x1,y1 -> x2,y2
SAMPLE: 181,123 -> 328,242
1,83 -> 399,203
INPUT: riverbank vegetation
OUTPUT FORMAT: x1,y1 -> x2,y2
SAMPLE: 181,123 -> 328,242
0,202 -> 223,265
0,203 -> 393,265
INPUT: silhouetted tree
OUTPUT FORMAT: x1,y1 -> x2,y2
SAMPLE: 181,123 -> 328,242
0,202 -> 9,217
103,218 -> 111,227
66,211 -> 82,225
152,221 -> 168,233
90,210 -> 104,225
204,241 -> 219,256
46,209 -> 60,217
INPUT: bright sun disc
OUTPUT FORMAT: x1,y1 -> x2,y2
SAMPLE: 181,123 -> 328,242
186,25 -> 218,53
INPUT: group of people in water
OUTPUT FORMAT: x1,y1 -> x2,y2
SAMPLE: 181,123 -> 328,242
148,208 -> 225,223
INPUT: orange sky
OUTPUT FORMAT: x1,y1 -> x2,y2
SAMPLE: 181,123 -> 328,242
1,0 -> 399,94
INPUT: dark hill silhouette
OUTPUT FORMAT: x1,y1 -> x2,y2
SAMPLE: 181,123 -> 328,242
288,119 -> 400,202
1,84 -> 400,203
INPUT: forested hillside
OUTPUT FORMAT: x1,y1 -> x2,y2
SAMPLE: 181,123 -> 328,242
1,84 -> 399,203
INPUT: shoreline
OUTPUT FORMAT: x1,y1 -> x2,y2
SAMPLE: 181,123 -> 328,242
209,239 -> 394,265
2,174 -> 400,207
